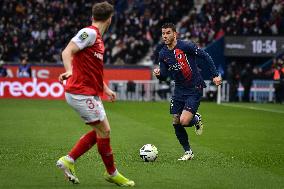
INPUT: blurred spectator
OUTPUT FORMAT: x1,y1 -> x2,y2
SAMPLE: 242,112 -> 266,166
227,61 -> 240,102
140,83 -> 146,101
0,60 -> 7,77
17,57 -> 32,78
240,63 -> 253,102
126,80 -> 136,100
272,57 -> 284,103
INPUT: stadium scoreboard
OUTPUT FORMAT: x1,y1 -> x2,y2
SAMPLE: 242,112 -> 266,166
224,36 -> 284,57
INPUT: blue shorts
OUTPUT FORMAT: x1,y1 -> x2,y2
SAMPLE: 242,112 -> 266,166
170,91 -> 202,115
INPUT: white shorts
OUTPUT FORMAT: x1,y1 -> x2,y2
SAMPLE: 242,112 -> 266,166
65,92 -> 106,124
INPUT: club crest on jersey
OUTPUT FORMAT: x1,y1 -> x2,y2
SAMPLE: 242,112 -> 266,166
94,52 -> 103,60
177,54 -> 183,59
79,32 -> 88,40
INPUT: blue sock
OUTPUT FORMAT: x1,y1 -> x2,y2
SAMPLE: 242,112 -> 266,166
184,115 -> 199,127
173,124 -> 190,152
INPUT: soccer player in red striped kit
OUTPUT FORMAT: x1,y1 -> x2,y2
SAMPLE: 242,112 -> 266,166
56,1 -> 134,186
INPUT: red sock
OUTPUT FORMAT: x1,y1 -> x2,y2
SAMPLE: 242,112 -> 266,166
68,130 -> 97,161
97,137 -> 116,175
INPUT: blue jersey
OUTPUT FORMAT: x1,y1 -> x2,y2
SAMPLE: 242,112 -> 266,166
158,40 -> 218,99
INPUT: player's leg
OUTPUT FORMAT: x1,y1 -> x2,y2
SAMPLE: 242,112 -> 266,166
180,93 -> 203,135
172,113 -> 194,161
170,99 -> 192,160
56,129 -> 97,184
56,94 -> 99,184
65,94 -> 100,161
172,114 -> 190,152
90,118 -> 115,175
91,117 -> 135,186
177,93 -> 202,160
68,130 -> 97,160
180,110 -> 202,133
179,110 -> 194,126
172,114 -> 194,160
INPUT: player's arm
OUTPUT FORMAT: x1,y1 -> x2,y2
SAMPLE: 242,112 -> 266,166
103,82 -> 116,102
153,53 -> 169,81
59,42 -> 80,82
59,28 -> 97,83
186,42 -> 222,86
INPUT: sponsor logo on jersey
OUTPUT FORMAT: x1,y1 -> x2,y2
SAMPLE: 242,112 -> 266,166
168,62 -> 182,71
94,52 -> 103,61
79,32 -> 89,40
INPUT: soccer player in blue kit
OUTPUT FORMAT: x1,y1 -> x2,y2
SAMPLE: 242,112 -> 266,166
153,23 -> 222,161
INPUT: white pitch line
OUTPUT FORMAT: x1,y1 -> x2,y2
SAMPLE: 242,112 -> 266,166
220,103 -> 284,114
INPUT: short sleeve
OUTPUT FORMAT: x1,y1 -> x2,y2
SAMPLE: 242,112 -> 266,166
71,28 -> 97,50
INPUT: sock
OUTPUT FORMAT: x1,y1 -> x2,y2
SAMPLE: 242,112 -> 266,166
173,124 -> 191,152
68,130 -> 97,161
65,155 -> 74,163
111,169 -> 118,176
185,149 -> 193,154
97,137 -> 116,175
183,115 -> 199,127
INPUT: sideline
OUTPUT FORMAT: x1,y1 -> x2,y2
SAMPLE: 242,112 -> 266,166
221,103 -> 284,114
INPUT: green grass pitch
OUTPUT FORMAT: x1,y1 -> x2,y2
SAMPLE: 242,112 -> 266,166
0,99 -> 283,189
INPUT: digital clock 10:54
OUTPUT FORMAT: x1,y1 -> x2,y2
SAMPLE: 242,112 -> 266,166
251,40 -> 277,54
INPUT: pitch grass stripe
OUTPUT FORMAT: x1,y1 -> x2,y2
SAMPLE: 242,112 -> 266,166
221,103 -> 284,114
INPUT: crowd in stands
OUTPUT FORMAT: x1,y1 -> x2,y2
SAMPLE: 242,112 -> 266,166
0,0 -> 192,64
0,0 -> 92,63
105,0 -> 193,65
0,0 -> 283,70
178,0 -> 284,47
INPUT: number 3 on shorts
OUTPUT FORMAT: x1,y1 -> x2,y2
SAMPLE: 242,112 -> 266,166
86,98 -> 95,109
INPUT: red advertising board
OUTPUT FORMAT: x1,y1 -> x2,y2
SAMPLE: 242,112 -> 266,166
0,78 -> 65,99
1,65 -> 152,99
104,68 -> 151,80
5,65 -> 152,80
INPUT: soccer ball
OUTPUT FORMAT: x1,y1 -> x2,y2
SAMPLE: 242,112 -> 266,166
139,144 -> 158,162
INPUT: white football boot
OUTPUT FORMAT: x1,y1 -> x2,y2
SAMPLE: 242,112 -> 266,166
178,150 -> 194,161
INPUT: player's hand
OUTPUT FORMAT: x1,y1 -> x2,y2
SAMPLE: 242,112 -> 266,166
59,71 -> 72,83
213,75 -> 222,86
105,88 -> 116,102
153,68 -> 160,77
